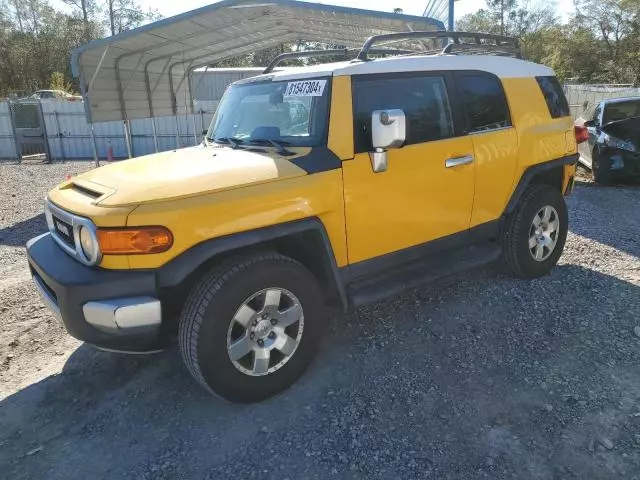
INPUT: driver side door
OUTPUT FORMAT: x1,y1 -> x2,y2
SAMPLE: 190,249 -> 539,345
342,72 -> 475,266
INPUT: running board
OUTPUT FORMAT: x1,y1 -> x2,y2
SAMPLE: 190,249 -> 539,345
348,242 -> 501,308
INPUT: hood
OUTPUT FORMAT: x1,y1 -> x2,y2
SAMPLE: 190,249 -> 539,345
601,116 -> 640,142
66,146 -> 308,207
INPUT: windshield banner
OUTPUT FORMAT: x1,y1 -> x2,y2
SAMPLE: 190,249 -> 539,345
284,80 -> 327,97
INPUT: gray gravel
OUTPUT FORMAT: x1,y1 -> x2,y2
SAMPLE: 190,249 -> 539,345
1,162 -> 639,480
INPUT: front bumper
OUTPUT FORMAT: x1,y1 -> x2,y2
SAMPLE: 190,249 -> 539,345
599,147 -> 640,177
27,233 -> 166,353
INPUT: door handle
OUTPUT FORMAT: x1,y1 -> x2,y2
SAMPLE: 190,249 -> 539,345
445,155 -> 474,168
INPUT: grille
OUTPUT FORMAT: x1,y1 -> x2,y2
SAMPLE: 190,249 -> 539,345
52,214 -> 74,248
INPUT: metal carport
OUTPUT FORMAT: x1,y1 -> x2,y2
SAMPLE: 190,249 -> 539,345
71,0 -> 445,125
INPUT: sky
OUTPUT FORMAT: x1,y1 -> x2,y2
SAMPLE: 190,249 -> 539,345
51,0 -> 577,23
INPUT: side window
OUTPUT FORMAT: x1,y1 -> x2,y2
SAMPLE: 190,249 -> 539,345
592,103 -> 603,123
456,73 -> 511,132
353,76 -> 454,153
535,76 -> 570,118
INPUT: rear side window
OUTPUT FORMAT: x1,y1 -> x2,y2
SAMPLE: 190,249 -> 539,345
456,73 -> 511,133
536,76 -> 570,118
592,103 -> 603,123
353,75 -> 454,153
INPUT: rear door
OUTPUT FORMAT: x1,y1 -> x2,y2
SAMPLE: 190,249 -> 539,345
454,72 -> 519,228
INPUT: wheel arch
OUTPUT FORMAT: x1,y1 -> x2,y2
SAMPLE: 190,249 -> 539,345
157,218 -> 348,321
504,154 -> 578,215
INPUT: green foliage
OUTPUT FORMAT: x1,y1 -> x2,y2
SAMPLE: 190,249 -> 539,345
104,0 -> 161,36
49,71 -> 73,92
0,0 -> 161,96
459,0 -> 640,84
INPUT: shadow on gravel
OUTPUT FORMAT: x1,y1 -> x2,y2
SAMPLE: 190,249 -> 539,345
1,264 -> 639,480
0,213 -> 46,247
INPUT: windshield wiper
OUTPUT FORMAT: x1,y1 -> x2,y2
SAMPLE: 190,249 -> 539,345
212,136 -> 269,154
212,137 -> 243,149
247,139 -> 296,157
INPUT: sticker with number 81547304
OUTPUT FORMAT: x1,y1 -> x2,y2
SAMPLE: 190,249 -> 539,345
284,80 -> 327,97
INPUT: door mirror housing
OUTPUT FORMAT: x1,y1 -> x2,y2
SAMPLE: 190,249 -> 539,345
372,109 -> 406,149
369,109 -> 406,173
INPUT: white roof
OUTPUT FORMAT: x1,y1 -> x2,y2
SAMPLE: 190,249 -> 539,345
251,55 -> 554,82
71,0 -> 444,123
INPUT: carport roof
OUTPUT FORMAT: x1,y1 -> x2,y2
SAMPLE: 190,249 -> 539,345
71,0 -> 445,123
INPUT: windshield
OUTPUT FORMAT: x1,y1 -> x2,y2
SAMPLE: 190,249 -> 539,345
603,100 -> 640,124
206,78 -> 330,147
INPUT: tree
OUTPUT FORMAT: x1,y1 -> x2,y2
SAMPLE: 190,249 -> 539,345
49,71 -> 73,91
104,0 -> 161,36
457,0 -> 558,37
61,0 -> 97,25
0,0 -> 102,94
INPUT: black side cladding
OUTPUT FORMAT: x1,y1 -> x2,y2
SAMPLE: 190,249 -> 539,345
289,147 -> 342,174
504,154 -> 579,214
157,217 -> 348,309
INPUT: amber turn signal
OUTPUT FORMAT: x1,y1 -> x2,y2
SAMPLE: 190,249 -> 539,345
97,227 -> 173,255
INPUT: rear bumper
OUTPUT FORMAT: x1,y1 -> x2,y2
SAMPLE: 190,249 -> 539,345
27,233 -> 166,353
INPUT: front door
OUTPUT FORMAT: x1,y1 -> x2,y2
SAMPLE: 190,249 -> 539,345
343,73 -> 475,265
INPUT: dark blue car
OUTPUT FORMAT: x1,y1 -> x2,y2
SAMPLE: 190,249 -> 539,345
578,97 -> 640,183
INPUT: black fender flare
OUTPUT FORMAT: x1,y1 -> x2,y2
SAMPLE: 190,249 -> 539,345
503,153 -> 578,214
156,217 -> 348,310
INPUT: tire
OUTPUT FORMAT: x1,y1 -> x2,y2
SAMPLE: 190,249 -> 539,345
592,149 -> 611,184
501,184 -> 568,279
179,252 -> 325,403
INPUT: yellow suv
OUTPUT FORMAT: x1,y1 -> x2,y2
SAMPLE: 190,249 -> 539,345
27,33 -> 582,402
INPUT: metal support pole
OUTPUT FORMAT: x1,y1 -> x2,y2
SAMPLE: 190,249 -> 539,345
123,120 -> 133,159
7,102 -> 20,161
448,0 -> 455,31
191,114 -> 198,146
53,110 -> 65,161
151,117 -> 159,152
38,100 -> 52,164
174,115 -> 180,149
90,124 -> 99,167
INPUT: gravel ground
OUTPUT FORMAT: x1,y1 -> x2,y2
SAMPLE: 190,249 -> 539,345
1,161 -> 639,480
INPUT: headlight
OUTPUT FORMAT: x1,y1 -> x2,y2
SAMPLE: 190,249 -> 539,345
604,134 -> 636,152
79,226 -> 99,262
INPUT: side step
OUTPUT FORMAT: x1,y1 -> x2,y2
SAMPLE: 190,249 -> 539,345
348,242 -> 501,308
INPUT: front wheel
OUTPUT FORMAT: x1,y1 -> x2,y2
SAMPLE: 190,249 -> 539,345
501,184 -> 568,279
179,252 -> 325,402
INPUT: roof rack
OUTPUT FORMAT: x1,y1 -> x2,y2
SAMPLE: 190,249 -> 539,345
263,47 -> 423,74
356,31 -> 521,61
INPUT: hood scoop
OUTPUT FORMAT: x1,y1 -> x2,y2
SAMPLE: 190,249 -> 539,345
71,182 -> 102,199
58,179 -> 115,205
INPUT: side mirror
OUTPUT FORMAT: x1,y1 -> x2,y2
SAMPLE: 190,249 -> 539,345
584,119 -> 596,128
369,109 -> 406,173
